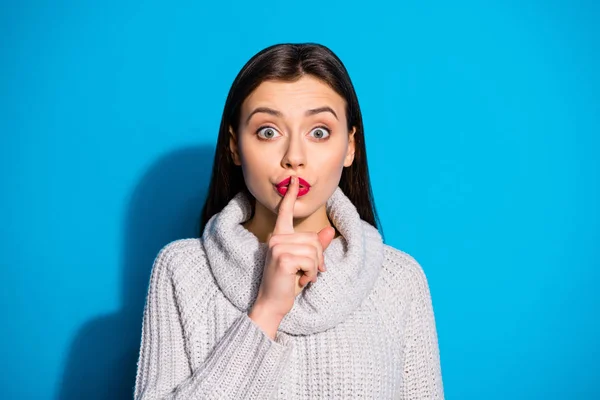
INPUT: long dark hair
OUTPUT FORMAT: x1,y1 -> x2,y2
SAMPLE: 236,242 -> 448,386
199,43 -> 383,240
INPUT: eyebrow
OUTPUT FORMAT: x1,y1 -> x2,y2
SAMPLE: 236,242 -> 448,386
245,106 -> 338,126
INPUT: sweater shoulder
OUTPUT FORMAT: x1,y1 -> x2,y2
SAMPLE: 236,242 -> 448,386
152,238 -> 212,287
378,244 -> 433,303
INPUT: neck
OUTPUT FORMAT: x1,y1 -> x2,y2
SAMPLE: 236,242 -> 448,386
242,198 -> 338,243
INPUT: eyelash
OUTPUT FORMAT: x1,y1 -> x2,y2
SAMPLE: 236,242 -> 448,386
255,125 -> 332,141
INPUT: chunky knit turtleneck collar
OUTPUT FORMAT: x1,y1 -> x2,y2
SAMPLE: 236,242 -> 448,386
201,186 -> 384,335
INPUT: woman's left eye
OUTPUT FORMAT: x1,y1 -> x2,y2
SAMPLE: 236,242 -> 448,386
309,126 -> 331,140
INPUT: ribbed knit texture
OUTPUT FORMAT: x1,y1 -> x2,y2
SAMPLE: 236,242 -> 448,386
134,187 -> 444,399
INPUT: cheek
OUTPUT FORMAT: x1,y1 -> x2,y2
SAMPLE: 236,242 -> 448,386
238,142 -> 272,190
316,155 -> 344,175
311,148 -> 347,194
238,139 -> 265,168
315,143 -> 347,170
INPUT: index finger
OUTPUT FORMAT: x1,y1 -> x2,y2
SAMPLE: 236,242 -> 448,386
273,175 -> 299,235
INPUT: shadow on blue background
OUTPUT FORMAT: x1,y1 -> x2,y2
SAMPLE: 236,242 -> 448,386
57,146 -> 214,399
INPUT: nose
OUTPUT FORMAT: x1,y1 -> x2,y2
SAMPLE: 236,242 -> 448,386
281,134 -> 306,169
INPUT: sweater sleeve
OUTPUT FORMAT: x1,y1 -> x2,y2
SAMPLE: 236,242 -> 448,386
134,243 -> 294,400
401,262 -> 445,400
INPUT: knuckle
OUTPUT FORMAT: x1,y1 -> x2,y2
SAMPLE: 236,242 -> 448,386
268,234 -> 279,248
270,243 -> 281,257
278,253 -> 293,266
270,245 -> 283,260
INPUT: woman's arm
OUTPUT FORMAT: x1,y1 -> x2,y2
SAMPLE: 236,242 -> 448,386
401,263 -> 445,399
134,244 -> 293,400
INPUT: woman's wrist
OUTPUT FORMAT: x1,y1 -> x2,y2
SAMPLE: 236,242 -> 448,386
248,301 -> 285,340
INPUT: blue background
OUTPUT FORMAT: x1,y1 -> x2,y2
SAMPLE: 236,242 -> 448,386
1,1 -> 598,399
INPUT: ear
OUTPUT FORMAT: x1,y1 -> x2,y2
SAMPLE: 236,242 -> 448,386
228,125 -> 242,166
343,126 -> 356,167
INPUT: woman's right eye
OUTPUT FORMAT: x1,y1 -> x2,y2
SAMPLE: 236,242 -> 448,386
256,126 -> 281,140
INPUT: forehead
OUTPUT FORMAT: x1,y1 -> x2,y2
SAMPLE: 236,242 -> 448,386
242,75 -> 346,115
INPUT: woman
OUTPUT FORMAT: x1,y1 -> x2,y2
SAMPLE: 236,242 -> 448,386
134,43 -> 444,399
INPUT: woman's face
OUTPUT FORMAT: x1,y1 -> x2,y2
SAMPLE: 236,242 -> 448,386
229,75 -> 355,220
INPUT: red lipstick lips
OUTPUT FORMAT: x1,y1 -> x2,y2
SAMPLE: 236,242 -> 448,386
275,176 -> 311,197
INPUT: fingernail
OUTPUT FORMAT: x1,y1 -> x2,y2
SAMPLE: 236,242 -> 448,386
291,176 -> 295,185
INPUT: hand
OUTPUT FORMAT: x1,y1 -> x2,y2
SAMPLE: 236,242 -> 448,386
252,175 -> 336,320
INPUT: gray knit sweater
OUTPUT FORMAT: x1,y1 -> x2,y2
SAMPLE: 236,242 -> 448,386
134,187 -> 444,399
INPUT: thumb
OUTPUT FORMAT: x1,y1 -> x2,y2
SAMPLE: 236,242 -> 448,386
318,226 -> 336,250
